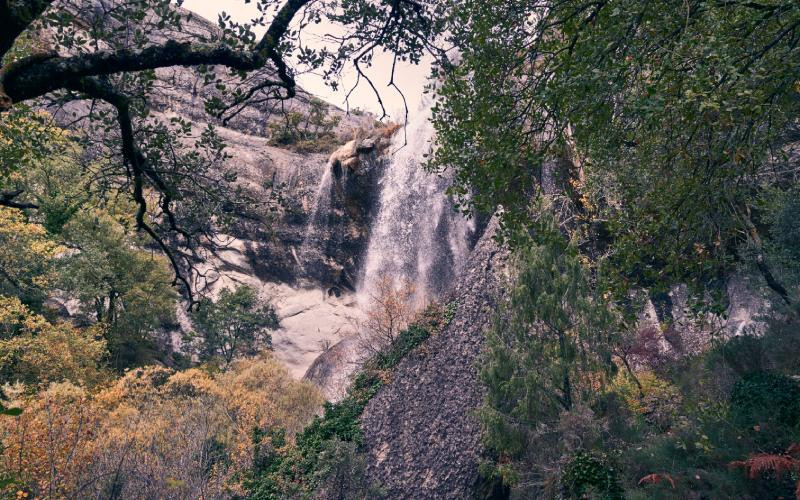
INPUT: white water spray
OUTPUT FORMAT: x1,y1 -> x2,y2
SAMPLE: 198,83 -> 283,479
358,98 -> 474,306
298,163 -> 334,272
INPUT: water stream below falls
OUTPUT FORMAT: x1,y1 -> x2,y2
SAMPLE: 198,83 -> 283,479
358,99 -> 475,307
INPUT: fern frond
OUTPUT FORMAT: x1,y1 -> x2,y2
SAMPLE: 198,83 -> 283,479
730,453 -> 798,479
638,473 -> 676,489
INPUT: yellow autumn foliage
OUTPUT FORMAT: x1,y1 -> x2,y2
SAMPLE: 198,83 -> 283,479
0,295 -> 108,389
0,355 -> 324,498
0,382 -> 99,497
0,208 -> 61,300
0,109 -> 68,167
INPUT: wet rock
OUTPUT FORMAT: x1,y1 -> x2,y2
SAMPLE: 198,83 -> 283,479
357,137 -> 376,153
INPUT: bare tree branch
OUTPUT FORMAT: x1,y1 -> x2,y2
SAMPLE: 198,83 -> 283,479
0,189 -> 39,209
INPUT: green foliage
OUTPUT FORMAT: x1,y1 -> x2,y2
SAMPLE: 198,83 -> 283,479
312,438 -> 382,499
770,190 -> 800,262
755,186 -> 800,301
0,295 -> 108,389
479,232 -> 800,498
562,451 -> 623,500
246,301 -> 456,498
267,99 -> 342,153
480,227 -> 616,454
729,371 -> 800,432
59,208 -> 177,370
186,285 -> 278,366
478,227 -> 620,496
373,324 -> 429,370
0,107 -> 69,194
431,0 -> 800,298
0,207 -> 59,308
706,334 -> 768,377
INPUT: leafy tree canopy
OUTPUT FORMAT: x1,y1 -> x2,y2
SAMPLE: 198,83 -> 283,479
186,285 -> 279,366
430,0 -> 800,301
59,206 -> 178,370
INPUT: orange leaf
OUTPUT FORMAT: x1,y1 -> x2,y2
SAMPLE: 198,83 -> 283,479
730,454 -> 799,480
638,473 -> 676,489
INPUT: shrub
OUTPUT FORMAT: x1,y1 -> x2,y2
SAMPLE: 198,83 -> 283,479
729,371 -> 800,431
706,334 -> 767,376
613,371 -> 682,432
313,438 -> 383,499
355,273 -> 416,357
730,444 -> 800,499
267,101 -> 341,153
0,296 -> 108,389
562,451 -> 623,499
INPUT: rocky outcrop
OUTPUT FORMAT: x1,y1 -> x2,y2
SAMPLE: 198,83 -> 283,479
296,126 -> 399,291
359,217 -> 508,498
303,334 -> 363,402
42,7 -> 395,382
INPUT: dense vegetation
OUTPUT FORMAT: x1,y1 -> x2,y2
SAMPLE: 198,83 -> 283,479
0,0 -> 799,498
426,0 -> 800,498
245,301 -> 456,499
0,104 -> 322,496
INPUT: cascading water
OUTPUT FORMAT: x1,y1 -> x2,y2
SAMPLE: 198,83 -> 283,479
358,98 -> 474,306
299,165 -> 334,272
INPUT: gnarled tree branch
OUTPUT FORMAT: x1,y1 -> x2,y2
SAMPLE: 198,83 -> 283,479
0,188 -> 38,210
1,0 -> 311,107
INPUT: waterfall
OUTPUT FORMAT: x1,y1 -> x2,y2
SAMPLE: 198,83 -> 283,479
298,164 -> 334,273
358,98 -> 474,306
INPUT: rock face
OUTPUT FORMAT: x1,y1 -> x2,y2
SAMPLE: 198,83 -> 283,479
359,217 -> 508,498
45,7 -> 403,382
296,127 -> 399,291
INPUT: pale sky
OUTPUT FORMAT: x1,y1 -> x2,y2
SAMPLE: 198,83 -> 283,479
181,0 -> 431,120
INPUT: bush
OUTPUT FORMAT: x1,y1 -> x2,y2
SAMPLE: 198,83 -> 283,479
267,101 -> 341,153
613,371 -> 682,432
0,296 -> 108,389
706,334 -> 767,376
562,451 -> 623,499
729,371 -> 800,430
355,273 -> 416,357
313,438 -> 383,499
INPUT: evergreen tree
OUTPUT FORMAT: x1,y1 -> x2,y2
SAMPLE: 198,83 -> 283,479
480,225 -> 617,491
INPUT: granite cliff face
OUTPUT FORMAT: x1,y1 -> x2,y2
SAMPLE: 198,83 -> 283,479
147,56 -> 393,378
44,6 -> 400,380
359,217 -> 508,498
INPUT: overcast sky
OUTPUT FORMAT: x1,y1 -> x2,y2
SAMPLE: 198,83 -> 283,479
181,0 -> 430,120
